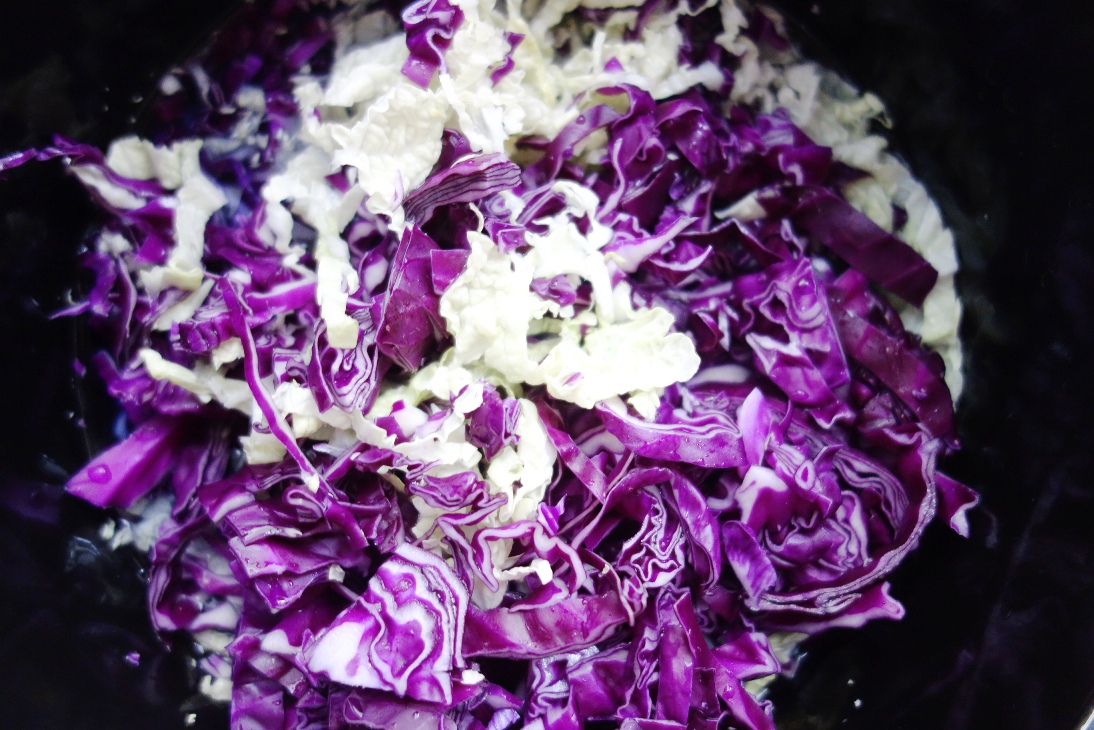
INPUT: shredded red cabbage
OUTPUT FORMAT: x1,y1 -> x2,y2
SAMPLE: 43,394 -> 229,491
2,0 -> 976,728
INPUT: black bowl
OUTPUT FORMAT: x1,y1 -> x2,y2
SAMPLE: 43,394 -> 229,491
2,1 -> 1093,729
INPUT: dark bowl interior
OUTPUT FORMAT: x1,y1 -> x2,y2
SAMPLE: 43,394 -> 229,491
2,1 -> 1093,729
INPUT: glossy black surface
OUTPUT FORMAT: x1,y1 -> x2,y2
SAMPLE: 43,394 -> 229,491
1,1 -> 1093,728
771,1 -> 1094,727
0,4 -> 238,728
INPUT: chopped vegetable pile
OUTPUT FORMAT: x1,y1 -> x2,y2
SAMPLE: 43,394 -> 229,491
0,0 -> 977,727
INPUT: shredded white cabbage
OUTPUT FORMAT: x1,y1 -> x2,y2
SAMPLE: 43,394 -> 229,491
128,0 -> 965,620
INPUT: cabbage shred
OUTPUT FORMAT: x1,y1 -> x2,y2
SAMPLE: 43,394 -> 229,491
4,0 -> 977,727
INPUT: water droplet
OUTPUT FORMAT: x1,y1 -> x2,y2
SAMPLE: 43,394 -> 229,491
88,464 -> 112,483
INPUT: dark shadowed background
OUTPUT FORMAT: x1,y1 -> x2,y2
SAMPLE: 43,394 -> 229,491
1,1 -> 1093,728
